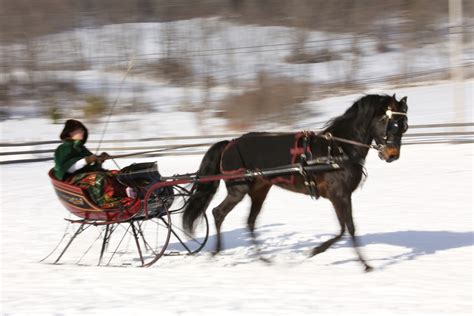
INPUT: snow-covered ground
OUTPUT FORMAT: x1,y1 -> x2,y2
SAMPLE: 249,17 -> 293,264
0,143 -> 472,315
1,79 -> 473,315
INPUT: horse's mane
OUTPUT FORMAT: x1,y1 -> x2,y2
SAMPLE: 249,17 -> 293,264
322,94 -> 392,135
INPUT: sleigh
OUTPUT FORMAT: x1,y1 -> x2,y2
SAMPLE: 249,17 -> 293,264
46,163 -> 210,267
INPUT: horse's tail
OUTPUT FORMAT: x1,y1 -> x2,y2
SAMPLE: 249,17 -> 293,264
183,140 -> 229,234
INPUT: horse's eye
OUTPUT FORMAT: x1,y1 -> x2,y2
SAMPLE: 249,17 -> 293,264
389,122 -> 400,133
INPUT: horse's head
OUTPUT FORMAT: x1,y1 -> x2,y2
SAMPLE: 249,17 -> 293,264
371,94 -> 409,162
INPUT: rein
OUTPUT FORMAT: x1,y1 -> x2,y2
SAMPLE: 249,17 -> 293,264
106,142 -> 213,160
104,134 -> 380,163
317,133 -> 381,151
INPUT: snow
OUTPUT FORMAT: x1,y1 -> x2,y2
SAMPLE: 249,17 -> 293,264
0,143 -> 472,315
27,17 -> 467,83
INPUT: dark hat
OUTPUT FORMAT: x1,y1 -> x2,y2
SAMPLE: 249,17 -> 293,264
60,119 -> 89,143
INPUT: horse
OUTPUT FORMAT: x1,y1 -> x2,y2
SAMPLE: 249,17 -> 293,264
183,94 -> 408,271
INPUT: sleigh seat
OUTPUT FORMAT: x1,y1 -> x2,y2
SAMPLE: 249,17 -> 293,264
48,169 -> 142,222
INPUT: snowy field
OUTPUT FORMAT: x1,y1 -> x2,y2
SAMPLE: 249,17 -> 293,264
1,78 -> 473,315
0,143 -> 472,315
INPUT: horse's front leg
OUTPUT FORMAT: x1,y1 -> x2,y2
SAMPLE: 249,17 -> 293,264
345,198 -> 373,272
310,196 -> 346,257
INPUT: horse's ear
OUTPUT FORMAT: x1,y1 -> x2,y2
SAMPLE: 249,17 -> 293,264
392,93 -> 397,100
401,96 -> 407,103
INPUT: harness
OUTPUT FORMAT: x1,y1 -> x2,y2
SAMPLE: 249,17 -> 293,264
297,132 -> 318,199
301,108 -> 407,197
296,131 -> 347,199
222,106 -> 406,199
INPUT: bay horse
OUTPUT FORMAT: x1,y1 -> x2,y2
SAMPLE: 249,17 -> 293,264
183,94 -> 408,271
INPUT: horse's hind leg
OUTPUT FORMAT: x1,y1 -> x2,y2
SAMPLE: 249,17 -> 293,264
247,182 -> 271,260
212,182 -> 250,254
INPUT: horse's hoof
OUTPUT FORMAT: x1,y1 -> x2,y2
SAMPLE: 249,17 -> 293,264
310,248 -> 322,258
364,265 -> 374,272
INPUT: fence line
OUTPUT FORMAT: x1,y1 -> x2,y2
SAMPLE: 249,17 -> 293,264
1,122 -> 472,165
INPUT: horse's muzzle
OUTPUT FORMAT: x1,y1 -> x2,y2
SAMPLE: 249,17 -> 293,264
378,146 -> 400,163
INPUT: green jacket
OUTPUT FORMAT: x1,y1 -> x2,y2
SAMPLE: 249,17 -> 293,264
54,140 -> 96,180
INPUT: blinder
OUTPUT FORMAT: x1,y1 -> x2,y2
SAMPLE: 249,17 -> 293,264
387,117 -> 408,135
382,108 -> 408,142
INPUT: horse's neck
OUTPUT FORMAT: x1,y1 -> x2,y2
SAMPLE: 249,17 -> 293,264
332,122 -> 372,160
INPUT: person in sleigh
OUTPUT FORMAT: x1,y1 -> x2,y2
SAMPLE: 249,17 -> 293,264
53,119 -> 133,208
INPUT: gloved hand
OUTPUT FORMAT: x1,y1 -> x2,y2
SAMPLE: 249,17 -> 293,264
98,152 -> 110,163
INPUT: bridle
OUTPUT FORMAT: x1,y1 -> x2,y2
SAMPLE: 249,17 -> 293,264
317,108 -> 408,154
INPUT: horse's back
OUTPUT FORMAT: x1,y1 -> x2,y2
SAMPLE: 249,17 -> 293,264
221,132 -> 303,173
